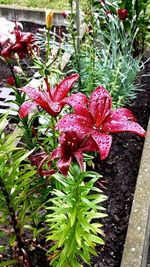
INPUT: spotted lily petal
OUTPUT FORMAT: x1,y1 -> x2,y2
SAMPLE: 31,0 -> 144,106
19,101 -> 38,119
52,74 -> 79,101
106,108 -> 137,122
56,114 -> 93,137
63,92 -> 89,115
20,86 -> 60,116
89,86 -> 112,126
92,131 -> 112,160
102,120 -> 146,137
80,136 -> 99,152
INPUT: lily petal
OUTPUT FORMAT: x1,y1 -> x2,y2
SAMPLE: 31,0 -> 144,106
63,92 -> 89,115
105,108 -> 137,123
73,151 -> 84,170
92,131 -> 112,160
102,120 -> 146,137
57,157 -> 72,176
19,100 -> 38,119
53,74 -> 79,101
80,136 -> 99,152
20,86 -> 61,116
51,147 -> 62,160
89,86 -> 112,123
56,114 -> 93,137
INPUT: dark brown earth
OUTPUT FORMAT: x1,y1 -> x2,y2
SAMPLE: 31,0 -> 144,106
0,22 -> 150,267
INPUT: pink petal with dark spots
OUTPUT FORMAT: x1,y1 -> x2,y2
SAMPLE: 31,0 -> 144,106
92,131 -> 112,160
102,121 -> 146,137
105,108 -> 136,123
80,136 -> 99,152
19,86 -> 61,116
56,114 -> 93,137
89,86 -> 112,121
63,92 -> 89,115
53,74 -> 79,101
19,101 -> 38,119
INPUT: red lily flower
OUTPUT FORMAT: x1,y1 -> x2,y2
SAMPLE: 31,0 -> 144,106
0,18 -> 22,46
51,131 -> 98,176
1,29 -> 34,59
19,74 -> 88,118
29,151 -> 55,176
56,86 -> 146,160
117,9 -> 128,21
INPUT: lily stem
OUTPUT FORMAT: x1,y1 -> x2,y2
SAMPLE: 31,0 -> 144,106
8,62 -> 18,88
51,116 -> 57,149
46,29 -> 51,65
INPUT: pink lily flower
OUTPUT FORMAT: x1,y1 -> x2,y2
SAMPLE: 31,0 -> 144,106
1,29 -> 34,59
51,131 -> 98,176
19,74 -> 88,118
56,86 -> 146,160
0,18 -> 22,46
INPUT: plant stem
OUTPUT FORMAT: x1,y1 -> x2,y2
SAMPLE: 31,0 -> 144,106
51,116 -> 57,149
70,1 -> 80,75
46,29 -> 51,65
8,62 -> 18,88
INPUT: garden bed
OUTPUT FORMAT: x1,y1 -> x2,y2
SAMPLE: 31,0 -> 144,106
0,14 -> 150,267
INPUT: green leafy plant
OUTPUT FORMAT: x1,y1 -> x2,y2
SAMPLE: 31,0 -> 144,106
0,115 -> 50,265
46,165 -> 107,267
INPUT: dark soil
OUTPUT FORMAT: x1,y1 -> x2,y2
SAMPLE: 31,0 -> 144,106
0,22 -> 150,267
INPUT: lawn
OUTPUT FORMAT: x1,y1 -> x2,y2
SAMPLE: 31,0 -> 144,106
0,0 -> 88,9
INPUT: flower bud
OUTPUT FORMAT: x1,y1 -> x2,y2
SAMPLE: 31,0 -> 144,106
117,8 -> 128,21
6,76 -> 15,86
62,11 -> 68,19
46,10 -> 54,29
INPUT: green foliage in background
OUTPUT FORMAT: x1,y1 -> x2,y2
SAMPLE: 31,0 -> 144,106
0,0 -> 88,9
66,0 -> 141,107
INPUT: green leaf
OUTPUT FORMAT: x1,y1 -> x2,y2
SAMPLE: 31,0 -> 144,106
75,223 -> 81,247
9,234 -> 16,246
0,260 -> 18,266
71,261 -> 82,267
70,206 -> 77,226
0,245 -> 5,252
24,224 -> 33,230
0,114 -> 8,133
89,234 -> 105,245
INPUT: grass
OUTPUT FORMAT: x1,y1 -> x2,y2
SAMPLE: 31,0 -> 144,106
0,0 -> 88,10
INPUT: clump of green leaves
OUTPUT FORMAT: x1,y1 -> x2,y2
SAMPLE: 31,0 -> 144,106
46,165 -> 107,267
0,115 -> 45,265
